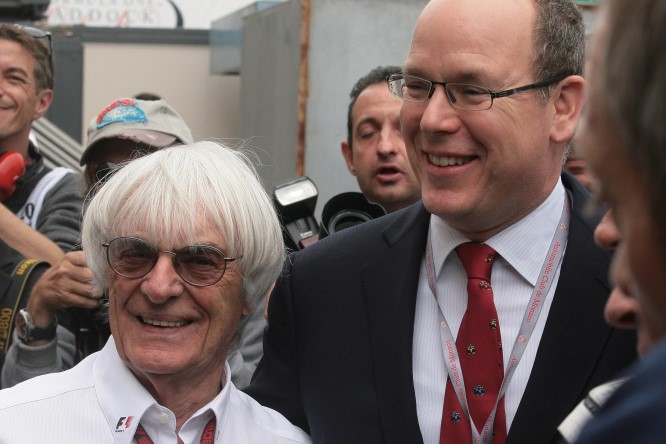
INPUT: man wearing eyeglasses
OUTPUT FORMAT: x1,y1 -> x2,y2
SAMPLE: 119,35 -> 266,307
0,142 -> 312,443
0,24 -> 82,369
245,1 -> 637,443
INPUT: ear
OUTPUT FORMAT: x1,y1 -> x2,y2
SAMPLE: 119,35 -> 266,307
242,303 -> 252,317
262,282 -> 276,320
550,75 -> 585,144
340,140 -> 356,176
32,88 -> 53,120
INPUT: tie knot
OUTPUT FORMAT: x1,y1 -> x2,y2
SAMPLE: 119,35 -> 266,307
456,242 -> 497,281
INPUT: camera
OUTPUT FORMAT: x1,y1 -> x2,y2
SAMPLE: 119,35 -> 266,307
273,176 -> 386,251
66,243 -> 110,360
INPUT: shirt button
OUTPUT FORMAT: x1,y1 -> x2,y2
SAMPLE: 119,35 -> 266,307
158,413 -> 170,424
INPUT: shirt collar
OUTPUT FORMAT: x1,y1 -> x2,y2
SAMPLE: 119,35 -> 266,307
180,361 -> 232,442
430,178 -> 566,286
94,337 -> 232,443
94,338 -> 156,444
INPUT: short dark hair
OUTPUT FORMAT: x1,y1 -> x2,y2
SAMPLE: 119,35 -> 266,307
0,24 -> 53,91
532,0 -> 585,102
346,65 -> 401,148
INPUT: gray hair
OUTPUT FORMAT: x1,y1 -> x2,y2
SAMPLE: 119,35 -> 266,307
533,0 -> 585,102
600,0 -> 666,238
81,141 -> 285,315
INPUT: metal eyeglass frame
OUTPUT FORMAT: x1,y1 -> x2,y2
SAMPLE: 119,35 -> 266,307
387,72 -> 570,110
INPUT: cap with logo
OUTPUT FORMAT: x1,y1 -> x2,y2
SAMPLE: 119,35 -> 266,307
80,98 -> 194,166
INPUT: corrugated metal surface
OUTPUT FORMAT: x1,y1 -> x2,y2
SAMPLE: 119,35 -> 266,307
32,117 -> 83,171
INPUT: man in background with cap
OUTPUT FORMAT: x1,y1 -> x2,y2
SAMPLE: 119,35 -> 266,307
79,97 -> 192,192
1,97 -> 194,388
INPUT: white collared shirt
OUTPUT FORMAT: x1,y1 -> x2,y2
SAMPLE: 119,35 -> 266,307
413,179 -> 567,444
0,338 -> 311,444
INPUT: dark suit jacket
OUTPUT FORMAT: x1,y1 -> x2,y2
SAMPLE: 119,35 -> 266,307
246,174 -> 637,444
575,338 -> 666,444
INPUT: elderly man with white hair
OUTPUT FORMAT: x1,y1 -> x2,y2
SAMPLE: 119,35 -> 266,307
0,142 -> 311,444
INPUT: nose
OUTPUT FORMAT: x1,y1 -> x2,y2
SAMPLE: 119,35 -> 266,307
594,209 -> 619,250
604,240 -> 638,330
140,253 -> 184,303
418,85 -> 462,135
376,125 -> 400,157
604,285 -> 639,330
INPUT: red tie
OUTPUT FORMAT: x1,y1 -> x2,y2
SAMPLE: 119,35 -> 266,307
135,415 -> 216,444
440,242 -> 507,444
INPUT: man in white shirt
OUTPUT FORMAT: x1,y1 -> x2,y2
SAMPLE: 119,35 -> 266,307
0,142 -> 311,444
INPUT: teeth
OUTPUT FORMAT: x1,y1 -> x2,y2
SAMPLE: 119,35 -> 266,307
141,317 -> 187,328
428,154 -> 471,166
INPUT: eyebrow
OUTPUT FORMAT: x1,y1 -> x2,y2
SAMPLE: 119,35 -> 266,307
401,67 -> 491,86
355,116 -> 381,130
2,66 -> 30,80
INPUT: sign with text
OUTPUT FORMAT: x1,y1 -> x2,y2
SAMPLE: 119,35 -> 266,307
46,0 -> 257,29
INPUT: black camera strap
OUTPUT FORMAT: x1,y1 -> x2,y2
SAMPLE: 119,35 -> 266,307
0,259 -> 49,355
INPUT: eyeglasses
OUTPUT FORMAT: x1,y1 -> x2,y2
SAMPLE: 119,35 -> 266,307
102,237 -> 242,287
13,24 -> 52,56
386,72 -> 569,110
94,162 -> 119,183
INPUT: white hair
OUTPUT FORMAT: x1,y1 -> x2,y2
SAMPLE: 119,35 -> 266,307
81,141 -> 285,315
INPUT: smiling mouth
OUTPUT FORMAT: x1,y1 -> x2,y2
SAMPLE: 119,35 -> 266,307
428,154 -> 474,167
139,316 -> 190,328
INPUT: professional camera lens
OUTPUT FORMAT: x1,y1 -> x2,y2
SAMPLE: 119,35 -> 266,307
320,192 -> 386,238
326,209 -> 374,234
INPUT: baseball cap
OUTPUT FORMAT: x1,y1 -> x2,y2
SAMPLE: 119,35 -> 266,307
80,98 -> 194,166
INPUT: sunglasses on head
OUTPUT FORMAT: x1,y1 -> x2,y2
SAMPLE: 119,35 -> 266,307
13,24 -> 52,57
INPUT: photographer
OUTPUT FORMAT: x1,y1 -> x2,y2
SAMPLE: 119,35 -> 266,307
0,23 -> 83,380
1,97 -> 193,388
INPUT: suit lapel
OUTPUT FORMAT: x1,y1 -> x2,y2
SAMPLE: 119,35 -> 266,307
356,177 -> 616,444
362,203 -> 430,444
508,176 -> 615,444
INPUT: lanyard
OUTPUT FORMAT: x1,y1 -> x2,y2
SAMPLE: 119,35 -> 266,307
134,415 -> 216,444
425,194 -> 570,444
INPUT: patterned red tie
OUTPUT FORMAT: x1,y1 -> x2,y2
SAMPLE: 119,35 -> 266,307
440,242 -> 507,444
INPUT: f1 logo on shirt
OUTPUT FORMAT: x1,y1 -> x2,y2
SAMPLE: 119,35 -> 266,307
115,416 -> 134,432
